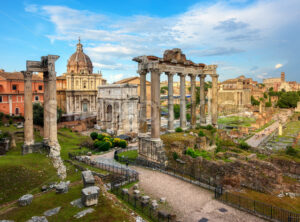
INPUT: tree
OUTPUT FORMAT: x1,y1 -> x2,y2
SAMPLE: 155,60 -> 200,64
33,103 -> 44,126
251,96 -> 260,106
174,104 -> 180,119
33,103 -> 64,126
160,86 -> 168,94
277,91 -> 299,108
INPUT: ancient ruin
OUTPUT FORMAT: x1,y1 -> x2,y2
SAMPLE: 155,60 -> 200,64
96,83 -> 139,135
133,48 -> 218,163
22,55 -> 66,179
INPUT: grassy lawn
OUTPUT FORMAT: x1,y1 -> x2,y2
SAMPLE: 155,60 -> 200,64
0,124 -> 59,205
218,116 -> 256,127
117,150 -> 138,160
58,128 -> 90,160
233,188 -> 300,213
0,183 -> 133,222
254,119 -> 276,133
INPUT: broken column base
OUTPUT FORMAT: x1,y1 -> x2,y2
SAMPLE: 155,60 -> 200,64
22,142 -> 48,155
48,142 -> 67,180
138,134 -> 167,165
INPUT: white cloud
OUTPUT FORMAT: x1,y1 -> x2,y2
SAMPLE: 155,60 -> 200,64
25,4 -> 38,13
27,0 -> 300,81
275,63 -> 283,69
256,72 -> 269,79
104,73 -> 125,83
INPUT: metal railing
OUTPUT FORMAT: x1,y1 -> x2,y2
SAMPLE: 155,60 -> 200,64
111,179 -> 176,222
215,189 -> 300,222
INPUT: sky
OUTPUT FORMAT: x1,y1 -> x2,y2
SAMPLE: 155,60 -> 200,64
0,0 -> 299,83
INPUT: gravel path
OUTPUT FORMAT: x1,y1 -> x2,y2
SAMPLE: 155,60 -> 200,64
133,166 -> 265,222
93,150 -> 265,222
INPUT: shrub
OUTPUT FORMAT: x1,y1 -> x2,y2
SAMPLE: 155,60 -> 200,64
113,138 -> 121,147
99,141 -> 111,151
186,147 -> 211,160
186,113 -> 191,122
265,101 -> 272,107
119,140 -> 127,148
94,140 -> 102,149
286,146 -> 298,156
175,127 -> 183,133
8,119 -> 12,125
97,133 -> 105,141
172,152 -> 179,160
90,132 -> 98,140
206,125 -> 213,131
198,131 -> 205,137
239,141 -> 250,150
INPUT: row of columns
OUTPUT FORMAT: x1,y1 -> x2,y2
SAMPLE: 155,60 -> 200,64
23,56 -> 60,148
139,70 -> 219,139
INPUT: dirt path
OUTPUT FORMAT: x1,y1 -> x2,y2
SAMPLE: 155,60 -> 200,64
133,166 -> 265,222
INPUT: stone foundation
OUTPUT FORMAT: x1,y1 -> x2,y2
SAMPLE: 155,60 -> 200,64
138,134 -> 167,164
22,142 -> 48,155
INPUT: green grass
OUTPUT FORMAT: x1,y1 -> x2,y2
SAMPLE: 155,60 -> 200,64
0,143 -> 59,205
0,184 -> 133,222
254,120 -> 276,133
57,128 -> 90,160
218,116 -> 256,127
71,160 -> 109,175
117,150 -> 138,160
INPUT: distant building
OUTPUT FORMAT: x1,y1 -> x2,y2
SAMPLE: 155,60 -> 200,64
263,72 -> 300,92
0,70 -> 44,116
56,39 -> 106,118
114,76 -> 151,119
218,75 -> 259,113
96,84 -> 139,135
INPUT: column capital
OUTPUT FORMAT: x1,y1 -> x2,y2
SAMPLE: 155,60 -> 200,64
21,71 -> 33,80
165,72 -> 175,77
199,74 -> 207,79
137,69 -> 147,75
149,68 -> 161,74
211,74 -> 219,78
188,74 -> 196,79
178,73 -> 187,77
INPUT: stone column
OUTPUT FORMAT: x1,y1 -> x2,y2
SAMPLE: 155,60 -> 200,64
199,74 -> 206,125
190,74 -> 196,129
278,123 -> 283,136
22,71 -> 34,146
139,70 -> 147,133
179,73 -> 187,129
43,71 -> 50,144
43,55 -> 66,179
150,68 -> 161,139
167,72 -> 174,132
211,74 -> 219,127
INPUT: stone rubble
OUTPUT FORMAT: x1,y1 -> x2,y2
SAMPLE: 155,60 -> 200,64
18,194 -> 33,206
73,208 -> 95,219
55,181 -> 69,194
70,198 -> 84,208
82,170 -> 95,187
26,216 -> 48,222
81,186 -> 100,207
43,207 -> 61,217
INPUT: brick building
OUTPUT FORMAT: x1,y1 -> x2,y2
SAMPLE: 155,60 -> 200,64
0,69 -> 44,116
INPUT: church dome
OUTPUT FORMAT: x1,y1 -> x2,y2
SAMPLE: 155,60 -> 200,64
67,38 -> 93,74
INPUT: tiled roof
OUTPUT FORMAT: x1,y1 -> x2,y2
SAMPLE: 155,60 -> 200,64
0,72 -> 43,81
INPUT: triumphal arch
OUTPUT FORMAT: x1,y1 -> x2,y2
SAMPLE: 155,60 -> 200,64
133,48 -> 218,163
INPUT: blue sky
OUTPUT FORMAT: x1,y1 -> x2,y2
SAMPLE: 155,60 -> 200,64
0,0 -> 299,83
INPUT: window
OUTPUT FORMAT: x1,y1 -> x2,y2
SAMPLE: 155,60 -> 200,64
38,85 -> 43,90
76,81 -> 79,86
0,96 -> 2,103
15,108 -> 19,115
12,85 -> 17,90
35,96 -> 39,101
83,81 -> 87,89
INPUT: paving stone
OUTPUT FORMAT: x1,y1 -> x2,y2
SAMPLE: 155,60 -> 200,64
219,208 -> 228,213
73,208 -> 95,219
26,216 -> 48,222
43,207 -> 61,217
0,220 -> 15,222
18,194 -> 33,206
70,198 -> 84,208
